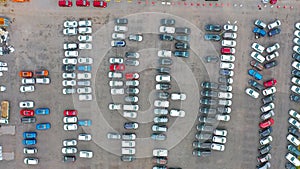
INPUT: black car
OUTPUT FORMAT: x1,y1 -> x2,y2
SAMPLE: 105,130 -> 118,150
121,155 -> 136,162
262,94 -> 275,104
259,144 -> 272,155
199,107 -> 217,116
192,141 -> 212,149
259,126 -> 273,137
205,24 -> 221,32
293,53 -> 300,62
192,149 -> 212,157
160,19 -> 175,26
292,69 -> 300,78
159,34 -> 174,41
248,79 -> 264,91
264,60 -> 278,69
63,65 -> 76,72
157,67 -> 170,74
21,117 -> 36,124
175,27 -> 191,34
201,90 -> 218,98
175,42 -> 190,49
157,92 -> 169,99
201,81 -> 218,89
63,156 -> 76,162
290,94 -> 300,103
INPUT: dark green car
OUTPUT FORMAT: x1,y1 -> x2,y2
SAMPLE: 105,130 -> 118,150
287,144 -> 300,156
159,34 -> 174,41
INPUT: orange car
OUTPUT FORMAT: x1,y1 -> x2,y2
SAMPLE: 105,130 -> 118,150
34,70 -> 49,77
19,71 -> 33,78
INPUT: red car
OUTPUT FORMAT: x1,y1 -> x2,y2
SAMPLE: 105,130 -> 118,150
125,72 -> 139,80
110,64 -> 125,71
259,118 -> 274,129
20,109 -> 34,117
64,110 -> 78,116
263,79 -> 277,87
93,0 -> 107,8
270,0 -> 277,5
221,47 -> 236,54
58,0 -> 73,7
76,0 -> 90,6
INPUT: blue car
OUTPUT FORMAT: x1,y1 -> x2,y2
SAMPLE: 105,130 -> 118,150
248,69 -> 263,80
23,132 -> 37,139
253,27 -> 266,37
22,139 -> 36,145
35,108 -> 50,115
204,34 -> 221,41
174,51 -> 189,58
36,123 -> 51,130
78,120 -> 92,126
268,28 -> 281,37
77,65 -> 91,72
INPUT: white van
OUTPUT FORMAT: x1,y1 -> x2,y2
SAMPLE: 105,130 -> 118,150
121,141 -> 135,147
121,148 -> 135,155
123,105 -> 139,111
152,149 -> 168,157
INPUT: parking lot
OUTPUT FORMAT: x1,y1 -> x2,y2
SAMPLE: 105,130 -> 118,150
0,0 -> 299,169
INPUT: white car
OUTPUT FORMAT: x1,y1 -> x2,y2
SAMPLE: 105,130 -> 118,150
78,94 -> 92,101
79,43 -> 92,50
64,124 -> 78,131
212,136 -> 227,144
63,139 -> 77,146
216,114 -> 230,122
112,33 -> 125,39
266,43 -> 280,53
154,100 -> 169,108
223,24 -> 238,31
108,72 -> 122,78
109,81 -> 123,87
78,20 -> 92,27
121,148 -> 134,155
24,158 -> 39,165
292,77 -> 300,86
287,134 -> 300,146
63,117 -> 78,123
218,92 -> 232,99
111,88 -> 124,95
122,141 -> 136,147
62,80 -> 76,87
262,86 -> 276,96
286,153 -> 300,167
77,87 -> 92,94
265,51 -> 279,61
260,102 -> 275,113
155,75 -> 171,82
257,153 -> 271,163
64,20 -> 78,28
128,34 -> 143,41
245,87 -> 259,99
78,35 -> 92,42
254,19 -> 267,29
21,78 -> 35,85
63,88 -> 76,95
77,73 -> 91,79
36,78 -> 50,85
294,37 -> 300,45
123,111 -> 137,118
63,27 -> 77,35
219,99 -> 232,106
78,133 -> 92,141
0,61 -> 7,66
292,61 -> 300,70
152,149 -> 168,157
220,62 -> 234,70
108,103 -> 122,110
158,50 -> 172,57
23,147 -> 37,154
171,93 -> 186,100
61,147 -> 77,154
124,96 -> 138,103
78,80 -> 91,86
62,73 -> 76,79
63,43 -> 78,50
109,57 -> 123,64
63,58 -> 77,65
78,27 -> 92,34
213,129 -> 228,137
259,135 -> 273,145
221,40 -> 236,47
65,51 -> 78,57
19,101 -> 34,108
251,51 -> 265,63
294,46 -> 300,54
220,55 -> 235,62
79,150 -> 93,158
289,117 -> 300,129
0,67 -> 8,71
289,109 -> 300,121
78,57 -> 93,64
211,143 -> 225,151
159,26 -> 175,34
251,43 -> 265,53
223,32 -> 237,39
114,25 -> 128,32
169,109 -> 185,117
296,23 -> 300,30
267,19 -> 281,30
20,85 -> 35,93
295,30 -> 300,38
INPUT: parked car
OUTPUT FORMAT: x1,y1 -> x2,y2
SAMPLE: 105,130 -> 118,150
259,144 -> 272,155
159,34 -> 174,41
153,116 -> 169,123
262,86 -> 276,96
267,19 -> 281,29
221,40 -> 236,47
223,32 -> 237,39
200,98 -> 217,106
259,118 -> 274,129
216,114 -> 230,122
223,24 -> 238,31
160,18 -> 175,26
78,35 -> 92,42
260,135 -> 273,145
36,123 -> 51,130
35,108 -> 50,115
111,40 -> 126,47
221,47 -> 235,54
260,102 -> 275,112
205,24 -> 221,32
219,77 -> 233,84
259,127 -> 273,137
125,59 -> 139,66
201,81 -> 218,89
124,122 -> 139,130
174,51 -> 189,58
175,35 -> 190,42
210,143 -> 225,151
254,19 -> 267,29
287,134 -> 300,146
268,28 -> 281,37
199,107 -> 217,116
78,133 -> 92,141
260,110 -> 275,120
64,21 -> 78,28
23,132 -> 37,139
286,153 -> 300,167
252,42 -> 265,53
266,51 -> 279,61
20,109 -> 34,117
58,0 -> 73,7
214,129 -> 228,136
159,26 -> 175,34
219,69 -> 234,77
24,157 -> 39,165
253,27 -> 266,37
204,34 -> 221,41
20,85 -> 35,93
266,43 -> 280,53
201,90 -> 218,98
78,120 -> 92,126
219,85 -> 232,92
79,150 -> 93,158
251,51 -> 265,63
192,149 -> 212,157
248,69 -> 263,80
128,34 -> 143,41
220,55 -> 235,62
245,87 -> 259,98
23,147 -> 37,154
19,101 -> 34,108
248,79 -> 264,91
64,124 -> 78,131
262,95 -> 275,104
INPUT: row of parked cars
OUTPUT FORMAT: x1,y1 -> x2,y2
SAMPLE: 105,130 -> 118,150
62,19 -> 93,101
58,0 -> 107,8
290,22 -> 300,103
